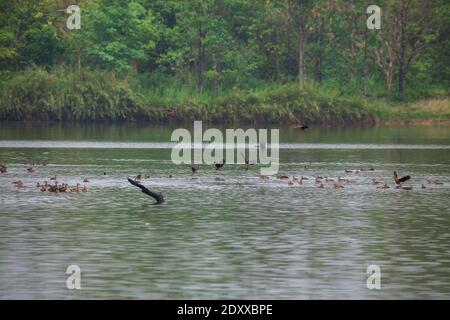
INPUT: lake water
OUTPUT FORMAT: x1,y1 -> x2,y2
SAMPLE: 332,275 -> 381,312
0,122 -> 449,299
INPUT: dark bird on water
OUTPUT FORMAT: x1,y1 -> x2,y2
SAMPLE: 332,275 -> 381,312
240,152 -> 255,170
294,123 -> 309,131
190,165 -> 198,174
166,109 -> 177,117
213,160 -> 225,170
393,171 -> 411,185
128,178 -> 164,204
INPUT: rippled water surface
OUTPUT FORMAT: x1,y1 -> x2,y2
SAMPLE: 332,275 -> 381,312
0,123 -> 449,299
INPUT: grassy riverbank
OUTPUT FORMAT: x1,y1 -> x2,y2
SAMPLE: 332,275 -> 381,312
0,68 -> 448,125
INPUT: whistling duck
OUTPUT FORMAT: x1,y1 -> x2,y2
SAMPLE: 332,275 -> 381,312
421,184 -> 426,189
301,176 -> 309,181
144,174 -> 151,179
48,184 -> 58,193
213,160 -> 225,170
190,165 -> 198,174
83,177 -> 90,183
71,183 -> 81,193
13,180 -> 24,188
26,164 -> 35,173
427,179 -> 443,185
82,185 -> 88,192
393,171 -> 411,185
294,123 -> 309,131
277,175 -> 289,180
127,178 -> 164,204
239,152 -> 255,170
40,185 -> 47,192
325,177 -> 335,183
0,164 -> 6,173
334,183 -> 344,189
166,109 -> 177,117
288,181 -> 294,186
317,183 -> 324,189
58,184 -> 68,193
50,175 -> 57,181
260,175 -> 269,181
372,178 -> 382,185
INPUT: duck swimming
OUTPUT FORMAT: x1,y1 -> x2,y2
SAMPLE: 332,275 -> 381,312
213,160 -> 225,170
71,183 -> 80,193
13,180 -> 24,188
293,123 -> 309,131
190,165 -> 198,174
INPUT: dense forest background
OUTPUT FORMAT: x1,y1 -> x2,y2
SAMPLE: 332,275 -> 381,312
0,0 -> 448,123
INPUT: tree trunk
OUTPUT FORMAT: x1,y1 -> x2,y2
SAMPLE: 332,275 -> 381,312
363,28 -> 368,96
196,24 -> 206,94
315,20 -> 323,83
212,54 -> 221,94
398,21 -> 406,99
286,2 -> 294,76
297,23 -> 305,88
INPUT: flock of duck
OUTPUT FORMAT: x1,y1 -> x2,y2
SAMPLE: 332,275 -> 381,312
1,163 -> 89,193
126,161 -> 446,204
0,159 -> 446,205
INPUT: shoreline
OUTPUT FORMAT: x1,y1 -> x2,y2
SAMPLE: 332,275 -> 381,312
0,118 -> 449,127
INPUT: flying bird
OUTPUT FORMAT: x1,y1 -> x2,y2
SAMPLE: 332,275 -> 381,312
393,171 -> 411,185
128,178 -> 164,204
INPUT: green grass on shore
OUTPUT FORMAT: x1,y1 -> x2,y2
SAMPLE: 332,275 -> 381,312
0,67 -> 448,124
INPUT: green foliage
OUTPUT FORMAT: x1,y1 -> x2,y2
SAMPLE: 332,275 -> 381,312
0,0 -> 448,123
